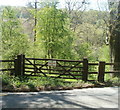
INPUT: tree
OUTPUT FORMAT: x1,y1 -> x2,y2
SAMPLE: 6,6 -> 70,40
64,0 -> 89,32
1,6 -> 29,60
108,0 -> 120,76
37,3 -> 73,59
67,9 -> 110,61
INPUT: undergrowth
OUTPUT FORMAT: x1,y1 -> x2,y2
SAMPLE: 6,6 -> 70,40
1,73 -> 120,92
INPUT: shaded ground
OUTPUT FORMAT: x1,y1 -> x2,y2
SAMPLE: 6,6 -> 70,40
1,87 -> 119,109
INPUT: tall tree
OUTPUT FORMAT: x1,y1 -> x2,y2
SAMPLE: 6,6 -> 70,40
1,6 -> 29,60
108,0 -> 120,76
37,3 -> 73,59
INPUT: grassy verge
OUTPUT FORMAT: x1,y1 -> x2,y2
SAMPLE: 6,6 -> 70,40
1,74 -> 120,92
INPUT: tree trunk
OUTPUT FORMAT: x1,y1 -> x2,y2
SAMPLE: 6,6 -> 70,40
109,0 -> 120,77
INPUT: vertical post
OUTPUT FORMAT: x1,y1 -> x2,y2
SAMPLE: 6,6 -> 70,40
82,58 -> 88,82
14,54 -> 25,76
14,58 -> 18,76
98,61 -> 105,83
17,55 -> 22,76
22,54 -> 25,76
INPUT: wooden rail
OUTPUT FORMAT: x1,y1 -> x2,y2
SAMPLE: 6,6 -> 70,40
0,68 -> 14,71
0,60 -> 15,73
26,58 -> 83,62
0,60 -> 14,62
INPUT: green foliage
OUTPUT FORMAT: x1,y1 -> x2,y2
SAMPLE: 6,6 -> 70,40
2,74 -> 65,89
72,42 -> 91,60
98,45 -> 110,62
1,6 -> 30,60
2,73 -> 119,92
2,5 -> 110,62
71,10 -> 110,61
37,5 -> 73,59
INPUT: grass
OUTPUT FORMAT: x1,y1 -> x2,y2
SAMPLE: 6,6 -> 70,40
2,73 -> 73,91
1,73 -> 120,92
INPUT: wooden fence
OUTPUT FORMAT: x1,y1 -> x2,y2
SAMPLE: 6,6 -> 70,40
0,54 -> 119,82
0,60 -> 15,74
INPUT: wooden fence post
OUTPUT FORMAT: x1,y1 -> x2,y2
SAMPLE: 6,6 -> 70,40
22,54 -> 25,76
98,61 -> 105,83
82,58 -> 88,82
14,58 -> 18,76
14,54 -> 25,76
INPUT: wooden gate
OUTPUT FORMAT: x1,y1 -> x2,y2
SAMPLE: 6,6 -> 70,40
24,58 -> 83,80
1,54 -> 119,82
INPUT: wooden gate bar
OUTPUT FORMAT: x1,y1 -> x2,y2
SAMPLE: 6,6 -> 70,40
26,58 -> 83,62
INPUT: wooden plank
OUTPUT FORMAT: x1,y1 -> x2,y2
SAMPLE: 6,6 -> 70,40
25,58 -> 83,63
37,68 -> 83,72
0,60 -> 14,62
59,65 -> 83,68
105,71 -> 120,73
25,71 -> 82,76
41,68 -> 82,72
88,63 -> 99,65
25,63 -> 49,66
88,72 -> 98,74
25,67 -> 34,69
24,74 -> 82,80
0,68 -> 14,71
25,70 -> 34,73
50,76 -> 82,80
25,63 -> 83,69
105,63 -> 114,65
106,63 -> 119,65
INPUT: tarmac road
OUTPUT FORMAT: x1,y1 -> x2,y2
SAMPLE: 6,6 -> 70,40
0,87 -> 119,109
